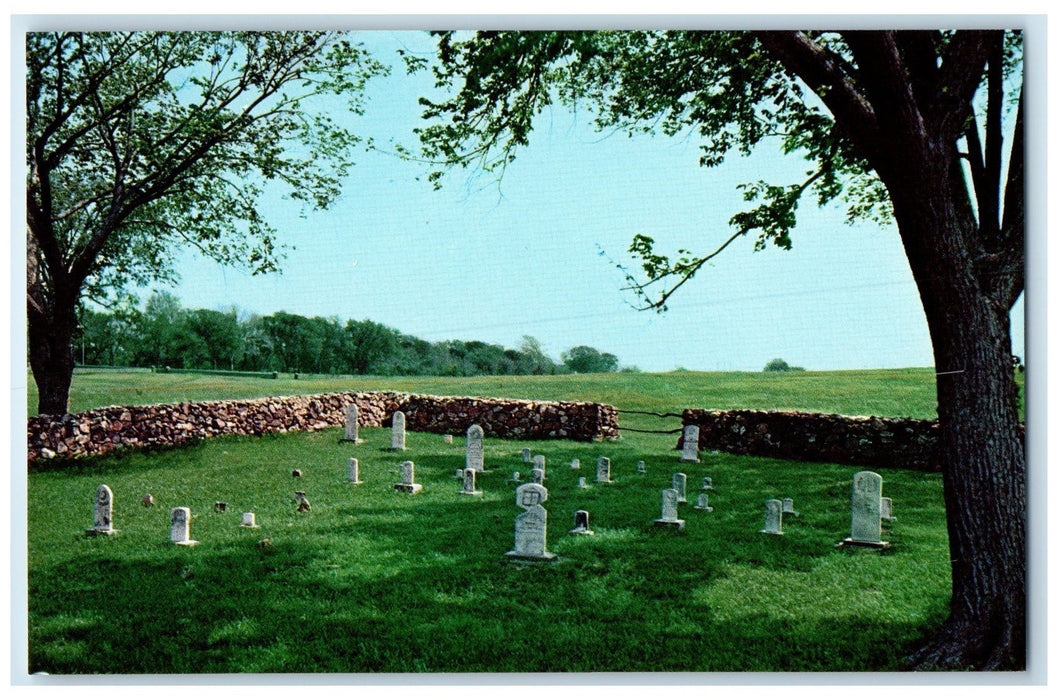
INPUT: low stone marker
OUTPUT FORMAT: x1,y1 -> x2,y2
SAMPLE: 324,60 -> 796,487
673,473 -> 688,503
460,468 -> 483,497
654,488 -> 685,530
444,434 -> 454,444
568,510 -> 594,536
570,458 -> 580,470
509,471 -> 522,483
86,484 -> 116,536
680,424 -> 701,463
291,469 -> 302,478
637,460 -> 646,474
141,493 -> 155,508
170,507 -> 198,546
578,476 -> 588,489
694,493 -> 714,512
241,512 -> 258,528
340,404 -> 363,443
881,497 -> 896,522
596,456 -> 612,483
700,476 -> 713,491
214,501 -> 227,512
391,411 -> 406,450
394,460 -> 423,494
760,499 -> 783,535
837,471 -> 889,548
348,457 -> 362,484
782,498 -> 799,517
530,468 -> 545,484
522,448 -> 532,463
466,424 -> 485,472
296,494 -> 312,512
505,483 -> 556,561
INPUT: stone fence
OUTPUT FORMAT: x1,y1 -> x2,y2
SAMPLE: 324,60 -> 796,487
681,409 -> 944,471
27,392 -> 620,464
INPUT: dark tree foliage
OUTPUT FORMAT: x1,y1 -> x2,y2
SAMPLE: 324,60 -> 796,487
410,29 -> 1026,670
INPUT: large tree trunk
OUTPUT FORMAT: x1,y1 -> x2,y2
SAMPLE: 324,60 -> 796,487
889,178 -> 1026,671
28,300 -> 77,417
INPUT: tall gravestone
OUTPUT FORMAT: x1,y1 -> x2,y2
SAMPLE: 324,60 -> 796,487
466,424 -> 485,473
394,460 -> 423,494
672,473 -> 688,503
460,468 -> 483,497
341,404 -> 362,443
680,424 -> 701,463
838,471 -> 889,548
390,411 -> 406,450
595,456 -> 612,483
170,507 -> 198,546
348,457 -> 362,485
505,483 -> 556,561
760,499 -> 783,535
654,488 -> 685,530
86,484 -> 116,536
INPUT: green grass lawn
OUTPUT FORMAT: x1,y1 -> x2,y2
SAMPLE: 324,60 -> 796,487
25,368 -> 959,674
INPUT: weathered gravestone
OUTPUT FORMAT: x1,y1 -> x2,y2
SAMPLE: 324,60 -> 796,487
348,457 -> 363,484
522,448 -> 532,463
596,456 -> 612,483
530,468 -> 545,484
390,411 -> 406,450
394,460 -> 423,494
505,483 -> 556,561
568,509 -> 594,536
637,460 -> 646,474
578,476 -> 588,489
881,497 -> 896,522
701,476 -> 713,491
654,488 -> 685,530
214,501 -> 227,512
466,424 -> 485,473
444,434 -> 454,444
571,458 -> 580,470
170,507 -> 198,546
460,468 -> 483,497
341,404 -> 363,443
837,471 -> 889,548
241,512 -> 258,528
760,499 -> 783,535
532,454 -> 546,476
782,498 -> 800,517
694,493 -> 714,512
672,473 -> 688,503
86,484 -> 116,536
680,424 -> 701,463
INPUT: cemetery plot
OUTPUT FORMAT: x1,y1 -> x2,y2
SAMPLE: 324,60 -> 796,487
28,424 -> 949,674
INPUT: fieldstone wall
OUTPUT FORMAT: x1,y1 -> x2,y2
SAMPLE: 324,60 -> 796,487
681,409 -> 944,471
27,392 -> 620,464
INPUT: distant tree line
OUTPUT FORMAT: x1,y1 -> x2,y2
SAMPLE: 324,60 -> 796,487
73,292 -> 628,377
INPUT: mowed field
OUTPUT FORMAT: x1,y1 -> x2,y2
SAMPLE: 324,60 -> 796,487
23,367 -> 983,674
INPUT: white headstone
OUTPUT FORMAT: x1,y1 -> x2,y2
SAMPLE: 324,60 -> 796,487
694,493 -> 713,512
444,434 -> 454,444
680,424 -> 701,463
654,488 -> 685,529
672,473 -> 688,503
522,448 -> 532,463
782,497 -> 799,517
393,460 -> 422,494
342,404 -> 362,443
701,476 -> 713,490
840,471 -> 888,547
391,411 -> 406,450
595,456 -> 612,483
505,483 -> 555,560
531,468 -> 545,484
241,512 -> 258,528
170,507 -> 198,545
532,454 -> 546,476
881,497 -> 896,522
761,499 -> 783,535
637,460 -> 646,474
570,458 -> 580,470
86,484 -> 116,536
578,476 -> 588,489
460,468 -> 483,497
569,509 -> 594,536
466,424 -> 485,472
347,457 -> 362,484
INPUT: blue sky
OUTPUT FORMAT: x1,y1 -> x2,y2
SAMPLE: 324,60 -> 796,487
158,30 -> 1024,373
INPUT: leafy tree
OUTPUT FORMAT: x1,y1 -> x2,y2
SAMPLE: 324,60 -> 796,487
131,290 -> 184,368
763,358 -> 804,372
345,318 -> 399,375
412,30 -> 1026,669
561,345 -> 620,373
26,31 -> 385,414
183,308 -> 242,370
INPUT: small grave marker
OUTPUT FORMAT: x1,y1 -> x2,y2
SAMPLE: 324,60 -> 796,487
505,483 -> 556,561
341,404 -> 363,443
595,456 -> 612,483
141,493 -> 155,508
86,484 -> 116,536
694,493 -> 713,512
241,512 -> 258,528
672,473 -> 688,503
654,488 -> 685,530
700,477 -> 713,491
170,507 -> 198,546
214,502 -> 227,513
444,434 -> 454,444
390,411 -> 406,450
578,476 -> 588,489
348,457 -> 363,484
530,468 -> 545,484
394,460 -> 423,494
782,498 -> 799,517
568,510 -> 594,536
571,458 -> 580,470
460,468 -> 483,497
881,497 -> 896,522
761,499 -> 783,535
680,425 -> 701,463
532,454 -> 546,475
522,448 -> 532,463
637,460 -> 646,474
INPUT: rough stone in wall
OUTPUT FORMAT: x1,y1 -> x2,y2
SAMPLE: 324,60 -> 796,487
680,409 -> 945,471
27,391 -> 620,464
